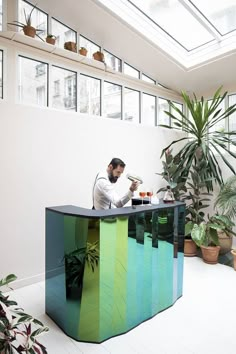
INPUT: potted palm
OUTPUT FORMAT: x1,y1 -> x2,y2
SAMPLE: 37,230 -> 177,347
8,3 -> 43,39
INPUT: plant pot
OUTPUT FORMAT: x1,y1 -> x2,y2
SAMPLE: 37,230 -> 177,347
46,37 -> 56,45
217,230 -> 233,255
200,245 -> 220,264
79,48 -> 88,56
93,51 -> 104,62
231,250 -> 236,271
64,41 -> 77,52
23,25 -> 36,38
184,239 -> 197,257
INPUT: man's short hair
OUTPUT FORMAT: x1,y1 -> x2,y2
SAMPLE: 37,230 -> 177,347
109,158 -> 126,169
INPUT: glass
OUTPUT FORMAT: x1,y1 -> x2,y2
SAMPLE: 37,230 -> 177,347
51,65 -> 77,111
103,81 -> 122,119
80,74 -> 101,115
142,93 -> 156,126
124,87 -> 140,123
18,56 -> 48,106
124,63 -> 140,79
139,188 -> 146,205
158,97 -> 170,126
51,18 -> 76,49
104,50 -> 122,72
141,73 -> 155,84
147,189 -> 153,204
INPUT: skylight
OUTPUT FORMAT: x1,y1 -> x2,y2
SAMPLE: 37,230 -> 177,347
95,0 -> 236,69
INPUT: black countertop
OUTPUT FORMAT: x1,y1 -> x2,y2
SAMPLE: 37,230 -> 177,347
46,201 -> 185,219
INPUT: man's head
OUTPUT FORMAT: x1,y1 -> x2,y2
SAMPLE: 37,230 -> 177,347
107,158 -> 126,183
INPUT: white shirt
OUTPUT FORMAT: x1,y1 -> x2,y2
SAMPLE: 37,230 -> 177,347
93,171 -> 133,210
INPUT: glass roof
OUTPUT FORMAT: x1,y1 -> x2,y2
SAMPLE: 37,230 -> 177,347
96,0 -> 236,67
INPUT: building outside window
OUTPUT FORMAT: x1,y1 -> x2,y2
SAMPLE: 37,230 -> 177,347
51,66 -> 76,111
104,81 -> 122,119
124,63 -> 140,79
80,74 -> 101,115
142,93 -> 156,126
79,35 -> 100,59
142,73 -> 155,84
51,18 -> 76,49
0,0 -> 2,31
0,50 -> 2,98
18,56 -> 48,106
19,0 -> 47,39
124,87 -> 140,123
104,50 -> 122,72
158,97 -> 170,126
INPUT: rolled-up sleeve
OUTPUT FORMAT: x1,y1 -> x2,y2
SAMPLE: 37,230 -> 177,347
96,179 -> 133,208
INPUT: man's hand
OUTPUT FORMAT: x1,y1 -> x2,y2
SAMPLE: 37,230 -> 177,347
130,181 -> 139,192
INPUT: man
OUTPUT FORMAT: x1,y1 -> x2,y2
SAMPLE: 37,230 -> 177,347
93,158 -> 138,210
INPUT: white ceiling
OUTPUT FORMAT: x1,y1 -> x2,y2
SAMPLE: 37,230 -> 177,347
38,0 -> 236,96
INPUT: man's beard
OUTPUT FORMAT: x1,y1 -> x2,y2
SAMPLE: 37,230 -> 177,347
108,172 -> 118,183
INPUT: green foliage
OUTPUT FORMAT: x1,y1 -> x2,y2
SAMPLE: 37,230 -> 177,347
214,175 -> 236,220
160,87 -> 236,189
0,274 -> 49,353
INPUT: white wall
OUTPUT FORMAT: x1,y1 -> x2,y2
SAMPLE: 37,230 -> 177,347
0,39 -> 185,288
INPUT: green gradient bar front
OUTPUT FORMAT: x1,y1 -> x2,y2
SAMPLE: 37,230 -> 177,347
45,202 -> 185,343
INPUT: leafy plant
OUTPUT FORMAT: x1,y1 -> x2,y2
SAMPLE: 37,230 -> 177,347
65,241 -> 99,289
46,34 -> 55,39
0,274 -> 49,354
214,175 -> 236,220
160,87 -> 236,189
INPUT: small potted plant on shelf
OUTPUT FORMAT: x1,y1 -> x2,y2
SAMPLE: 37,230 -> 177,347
8,3 -> 43,39
46,34 -> 56,45
0,274 -> 49,353
93,50 -> 104,62
79,47 -> 88,56
64,41 -> 77,52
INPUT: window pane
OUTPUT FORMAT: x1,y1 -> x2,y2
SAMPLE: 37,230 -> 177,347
80,36 -> 100,59
0,0 -> 2,31
130,0 -> 214,50
124,88 -> 140,123
228,95 -> 236,138
158,97 -> 170,126
190,0 -> 236,35
18,56 -> 47,106
0,50 -> 2,98
141,73 -> 155,84
171,101 -> 183,126
104,50 -> 122,72
52,66 -> 77,111
208,99 -> 225,132
80,74 -> 101,115
124,63 -> 140,79
19,0 -> 47,39
143,93 -> 156,126
104,82 -> 121,119
52,18 -> 76,49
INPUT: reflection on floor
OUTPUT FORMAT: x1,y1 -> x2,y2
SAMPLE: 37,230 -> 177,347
6,257 -> 236,354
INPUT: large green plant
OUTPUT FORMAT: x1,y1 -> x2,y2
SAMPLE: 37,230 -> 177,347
214,175 -> 236,219
160,87 -> 236,189
0,274 -> 49,353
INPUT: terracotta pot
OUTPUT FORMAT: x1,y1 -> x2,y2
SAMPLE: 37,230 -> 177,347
23,25 -> 36,38
64,41 -> 77,52
79,48 -> 88,56
200,245 -> 220,264
184,239 -> 197,257
46,37 -> 56,45
93,51 -> 104,62
231,250 -> 236,270
217,230 -> 233,255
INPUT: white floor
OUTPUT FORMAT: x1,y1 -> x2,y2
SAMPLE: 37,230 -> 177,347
6,257 -> 236,354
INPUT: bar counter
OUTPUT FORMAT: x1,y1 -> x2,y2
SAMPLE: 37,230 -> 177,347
45,201 -> 185,343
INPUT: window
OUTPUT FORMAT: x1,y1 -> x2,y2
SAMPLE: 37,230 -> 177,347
19,0 -> 48,39
124,87 -> 140,123
124,63 -> 140,79
80,74 -> 101,115
171,101 -> 183,127
142,93 -> 156,126
51,18 -> 76,49
0,0 -> 2,31
104,50 -> 122,72
80,35 -> 100,59
18,56 -> 48,106
0,50 -> 2,98
35,63 -> 46,77
228,94 -> 236,141
141,73 -> 155,84
51,66 -> 77,111
208,98 -> 225,132
158,98 -> 170,126
104,82 -> 122,119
